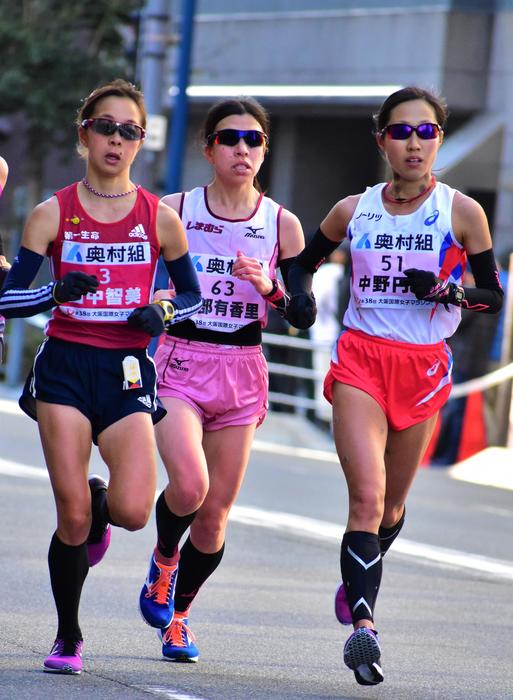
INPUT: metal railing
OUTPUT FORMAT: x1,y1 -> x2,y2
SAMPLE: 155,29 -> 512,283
5,316 -> 513,444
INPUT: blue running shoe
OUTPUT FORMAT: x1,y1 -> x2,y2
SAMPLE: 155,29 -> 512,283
343,627 -> 384,686
87,474 -> 111,567
160,611 -> 199,662
139,550 -> 178,628
43,638 -> 83,674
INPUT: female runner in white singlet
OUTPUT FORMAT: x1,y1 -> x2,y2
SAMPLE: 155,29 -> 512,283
286,86 -> 503,686
138,97 -> 305,663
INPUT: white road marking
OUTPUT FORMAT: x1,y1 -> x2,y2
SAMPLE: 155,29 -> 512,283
0,397 -> 23,416
230,504 -> 513,581
253,438 -> 339,463
449,447 -> 513,492
146,689 -> 210,700
2,456 -> 513,581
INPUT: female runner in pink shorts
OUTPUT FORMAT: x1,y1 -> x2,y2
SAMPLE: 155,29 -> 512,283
138,97 -> 305,661
286,86 -> 503,686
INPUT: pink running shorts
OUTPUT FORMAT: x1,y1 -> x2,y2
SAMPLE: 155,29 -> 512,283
155,336 -> 268,430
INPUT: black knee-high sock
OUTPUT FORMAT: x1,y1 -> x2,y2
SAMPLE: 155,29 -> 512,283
341,531 -> 382,625
48,533 -> 89,641
174,536 -> 225,613
89,486 -> 119,542
155,491 -> 197,558
379,507 -> 406,557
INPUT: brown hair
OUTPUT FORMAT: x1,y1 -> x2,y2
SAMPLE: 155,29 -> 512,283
76,79 -> 146,158
202,97 -> 270,192
77,79 -> 147,128
202,97 -> 270,144
373,86 -> 448,133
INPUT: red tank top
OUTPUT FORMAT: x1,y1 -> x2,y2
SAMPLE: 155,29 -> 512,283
46,182 -> 160,348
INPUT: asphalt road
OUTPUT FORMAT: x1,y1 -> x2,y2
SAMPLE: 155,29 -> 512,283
1,389 -> 513,700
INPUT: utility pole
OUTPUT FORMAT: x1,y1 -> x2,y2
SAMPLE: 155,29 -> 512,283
165,0 -> 196,194
147,0 -> 196,311
136,0 -> 172,193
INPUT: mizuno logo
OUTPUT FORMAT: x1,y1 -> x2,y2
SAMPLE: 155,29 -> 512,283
170,358 -> 189,372
245,226 -> 265,239
128,224 -> 147,239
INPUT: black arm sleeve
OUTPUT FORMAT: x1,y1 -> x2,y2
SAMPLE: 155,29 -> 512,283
287,227 -> 342,295
163,252 -> 203,324
463,248 -> 504,313
278,256 -> 294,289
0,246 -> 55,318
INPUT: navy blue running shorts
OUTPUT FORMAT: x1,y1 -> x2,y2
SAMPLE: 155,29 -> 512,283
19,337 -> 164,444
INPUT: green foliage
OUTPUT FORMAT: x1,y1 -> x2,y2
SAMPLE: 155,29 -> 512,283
0,0 -> 144,168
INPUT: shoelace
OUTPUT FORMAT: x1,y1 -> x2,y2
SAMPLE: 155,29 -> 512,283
145,562 -> 177,605
162,615 -> 195,647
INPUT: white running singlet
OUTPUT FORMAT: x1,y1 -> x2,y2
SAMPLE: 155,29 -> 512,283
343,181 -> 465,344
180,186 -> 282,333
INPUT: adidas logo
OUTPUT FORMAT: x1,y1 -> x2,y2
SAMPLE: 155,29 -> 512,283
137,394 -> 153,408
128,224 -> 147,240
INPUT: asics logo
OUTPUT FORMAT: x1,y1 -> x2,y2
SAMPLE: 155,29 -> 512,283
128,224 -> 148,240
424,210 -> 439,226
137,394 -> 153,408
427,359 -> 441,376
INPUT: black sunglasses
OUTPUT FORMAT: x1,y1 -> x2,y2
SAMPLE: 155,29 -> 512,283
207,129 -> 268,148
381,123 -> 441,140
81,117 -> 146,142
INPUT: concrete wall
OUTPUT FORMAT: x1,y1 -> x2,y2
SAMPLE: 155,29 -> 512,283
184,5 -> 492,112
171,3 -> 498,236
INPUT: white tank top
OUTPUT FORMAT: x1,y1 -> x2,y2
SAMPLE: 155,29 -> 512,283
344,181 -> 466,344
181,186 -> 281,333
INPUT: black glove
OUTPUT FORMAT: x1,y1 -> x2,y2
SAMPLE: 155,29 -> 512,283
127,303 -> 165,337
403,268 -> 466,310
286,292 -> 317,329
403,268 -> 451,301
53,272 -> 99,303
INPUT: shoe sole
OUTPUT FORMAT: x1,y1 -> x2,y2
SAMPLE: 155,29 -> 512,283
43,664 -> 82,674
162,654 -> 199,663
343,628 -> 381,671
354,662 -> 384,685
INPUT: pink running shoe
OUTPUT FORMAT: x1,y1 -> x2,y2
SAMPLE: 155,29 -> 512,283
43,638 -> 83,674
334,582 -> 352,625
87,475 -> 111,567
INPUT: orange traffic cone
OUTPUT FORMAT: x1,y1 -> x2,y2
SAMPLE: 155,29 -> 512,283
457,391 -> 487,462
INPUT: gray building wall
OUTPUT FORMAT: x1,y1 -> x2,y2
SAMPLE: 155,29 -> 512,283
165,0 -> 511,252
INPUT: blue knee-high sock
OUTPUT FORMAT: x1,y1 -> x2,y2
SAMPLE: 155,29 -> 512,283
341,531 -> 382,625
